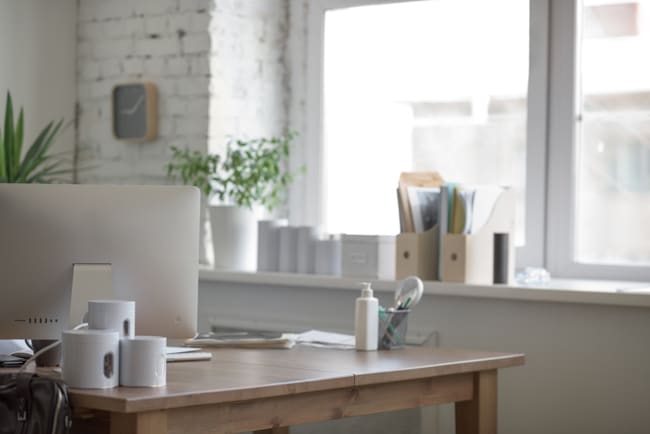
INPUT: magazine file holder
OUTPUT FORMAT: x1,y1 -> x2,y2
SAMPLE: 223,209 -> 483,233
440,189 -> 515,285
395,226 -> 438,281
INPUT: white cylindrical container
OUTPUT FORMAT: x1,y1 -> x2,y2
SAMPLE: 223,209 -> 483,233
314,235 -> 342,276
355,282 -> 378,351
119,336 -> 167,387
257,219 -> 287,272
278,226 -> 299,273
210,204 -> 258,271
296,226 -> 319,274
88,300 -> 136,338
62,329 -> 120,389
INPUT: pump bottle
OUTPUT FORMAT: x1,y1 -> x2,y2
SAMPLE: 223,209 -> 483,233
355,282 -> 378,351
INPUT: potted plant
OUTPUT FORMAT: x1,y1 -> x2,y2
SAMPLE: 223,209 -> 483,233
0,91 -> 71,365
0,92 -> 71,183
166,131 -> 302,270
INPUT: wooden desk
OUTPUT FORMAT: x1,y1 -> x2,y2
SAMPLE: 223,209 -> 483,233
70,346 -> 524,434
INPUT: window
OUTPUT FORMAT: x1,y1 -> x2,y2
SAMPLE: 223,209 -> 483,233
304,0 -> 650,280
576,0 -> 650,265
321,0 -> 529,241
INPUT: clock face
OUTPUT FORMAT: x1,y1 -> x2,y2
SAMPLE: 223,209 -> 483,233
112,83 -> 156,141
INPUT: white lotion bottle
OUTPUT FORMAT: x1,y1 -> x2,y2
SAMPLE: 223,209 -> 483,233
355,282 -> 378,351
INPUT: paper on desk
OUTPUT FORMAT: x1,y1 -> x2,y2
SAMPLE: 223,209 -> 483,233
182,330 -> 355,350
166,346 -> 202,355
184,334 -> 296,349
295,330 -> 355,349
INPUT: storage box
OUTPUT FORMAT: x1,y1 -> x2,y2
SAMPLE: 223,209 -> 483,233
341,235 -> 396,280
395,226 -> 438,280
440,189 -> 516,284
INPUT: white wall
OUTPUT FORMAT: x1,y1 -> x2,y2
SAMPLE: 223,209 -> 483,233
76,0 -> 213,184
209,0 -> 289,154
287,0 -> 310,224
0,0 -> 77,178
198,280 -> 650,434
76,0 -> 289,185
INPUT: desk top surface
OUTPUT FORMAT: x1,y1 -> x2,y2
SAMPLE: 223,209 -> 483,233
67,345 -> 524,413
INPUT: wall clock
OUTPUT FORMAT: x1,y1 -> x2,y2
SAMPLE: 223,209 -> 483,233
112,82 -> 158,142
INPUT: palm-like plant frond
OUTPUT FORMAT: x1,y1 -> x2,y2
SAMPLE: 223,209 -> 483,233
0,92 -> 72,183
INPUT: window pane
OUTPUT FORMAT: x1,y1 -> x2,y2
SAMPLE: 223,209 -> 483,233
323,0 -> 529,240
576,0 -> 650,265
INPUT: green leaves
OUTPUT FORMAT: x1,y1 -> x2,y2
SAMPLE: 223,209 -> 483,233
166,146 -> 221,198
0,92 -> 71,184
165,131 -> 304,213
4,93 -> 15,181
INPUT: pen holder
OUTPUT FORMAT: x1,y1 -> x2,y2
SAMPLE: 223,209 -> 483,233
378,308 -> 409,350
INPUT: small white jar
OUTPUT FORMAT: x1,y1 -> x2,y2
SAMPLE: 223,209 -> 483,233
119,336 -> 167,387
62,329 -> 120,389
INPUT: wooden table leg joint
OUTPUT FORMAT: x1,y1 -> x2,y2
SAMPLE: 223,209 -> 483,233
111,410 -> 168,434
455,370 -> 497,434
254,428 -> 290,434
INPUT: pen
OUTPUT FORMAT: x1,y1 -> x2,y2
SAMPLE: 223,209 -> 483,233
378,306 -> 400,346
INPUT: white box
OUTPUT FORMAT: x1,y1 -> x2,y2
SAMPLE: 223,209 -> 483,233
342,235 -> 396,280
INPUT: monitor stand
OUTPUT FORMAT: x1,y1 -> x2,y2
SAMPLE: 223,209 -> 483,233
69,263 -> 114,328
22,264 -> 114,368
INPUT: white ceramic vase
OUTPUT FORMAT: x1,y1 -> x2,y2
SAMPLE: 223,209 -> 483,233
198,196 -> 210,265
209,205 -> 257,271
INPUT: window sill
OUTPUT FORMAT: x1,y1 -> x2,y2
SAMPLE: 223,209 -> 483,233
199,268 -> 650,308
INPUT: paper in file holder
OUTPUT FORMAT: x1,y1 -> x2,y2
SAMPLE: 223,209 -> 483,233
440,188 -> 515,285
395,226 -> 438,281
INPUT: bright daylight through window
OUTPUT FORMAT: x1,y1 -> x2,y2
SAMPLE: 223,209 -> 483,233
576,0 -> 650,265
322,0 -> 529,242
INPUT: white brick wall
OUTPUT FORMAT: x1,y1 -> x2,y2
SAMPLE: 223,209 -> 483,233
208,1 -> 289,154
77,0 -> 290,185
77,0 -> 215,184
287,0 -> 309,223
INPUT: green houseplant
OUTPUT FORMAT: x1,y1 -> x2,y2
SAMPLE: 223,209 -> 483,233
167,131 -> 300,212
166,131 -> 303,270
0,92 -> 70,183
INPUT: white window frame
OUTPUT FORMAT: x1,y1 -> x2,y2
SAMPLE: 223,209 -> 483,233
298,0 -> 650,281
546,0 -> 650,281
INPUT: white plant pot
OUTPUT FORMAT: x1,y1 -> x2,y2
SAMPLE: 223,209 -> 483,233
198,197 -> 210,265
209,205 -> 257,271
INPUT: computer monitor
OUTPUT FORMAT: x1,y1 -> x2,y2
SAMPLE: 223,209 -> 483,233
0,184 -> 199,339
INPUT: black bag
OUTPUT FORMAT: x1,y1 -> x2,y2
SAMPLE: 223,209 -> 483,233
0,373 -> 71,434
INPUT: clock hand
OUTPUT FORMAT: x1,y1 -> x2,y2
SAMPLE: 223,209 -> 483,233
120,95 -> 145,115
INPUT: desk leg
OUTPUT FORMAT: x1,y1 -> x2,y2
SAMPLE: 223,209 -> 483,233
455,370 -> 497,434
111,411 -> 168,434
254,428 -> 289,434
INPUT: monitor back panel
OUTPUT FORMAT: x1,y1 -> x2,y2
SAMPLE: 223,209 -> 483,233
0,184 -> 199,339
